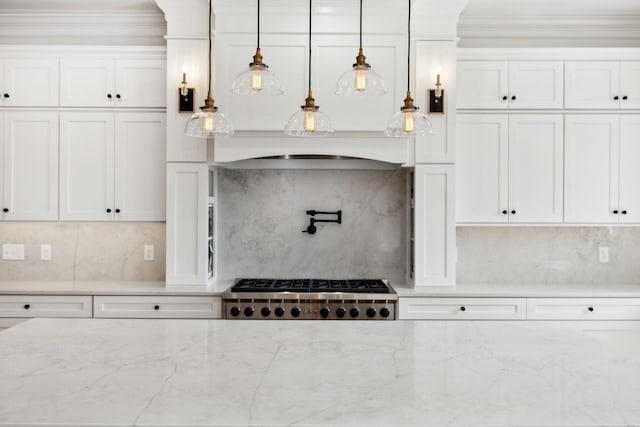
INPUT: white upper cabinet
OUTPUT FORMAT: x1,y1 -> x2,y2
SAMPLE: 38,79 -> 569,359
565,61 -> 640,109
1,59 -> 59,107
457,61 -> 563,109
60,112 -> 165,221
1,112 -> 58,221
60,59 -> 165,108
457,114 -> 563,224
618,115 -> 640,223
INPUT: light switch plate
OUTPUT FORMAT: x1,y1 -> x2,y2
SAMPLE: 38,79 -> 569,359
598,246 -> 609,263
41,244 -> 52,261
144,244 -> 154,261
2,243 -> 25,260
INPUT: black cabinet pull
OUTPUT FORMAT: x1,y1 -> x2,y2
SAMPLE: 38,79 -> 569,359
3,93 -> 9,98
502,210 -> 508,215
622,210 -> 628,215
24,304 -> 30,310
154,305 -> 160,310
613,95 -> 619,100
502,96 -> 508,100
511,95 -> 516,100
2,208 -> 8,213
613,210 -> 619,214
460,306 -> 466,312
510,210 -> 516,214
115,208 -> 121,213
107,94 -> 113,99
588,307 -> 594,312
116,94 -> 121,99
623,95 -> 628,100
106,208 -> 112,213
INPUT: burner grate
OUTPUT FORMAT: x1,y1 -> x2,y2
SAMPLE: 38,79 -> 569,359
230,278 -> 391,294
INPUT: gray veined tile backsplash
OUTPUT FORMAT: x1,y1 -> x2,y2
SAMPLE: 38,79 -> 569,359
457,226 -> 640,284
217,169 -> 408,284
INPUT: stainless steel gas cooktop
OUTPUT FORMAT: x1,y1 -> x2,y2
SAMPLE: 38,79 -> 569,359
222,278 -> 397,320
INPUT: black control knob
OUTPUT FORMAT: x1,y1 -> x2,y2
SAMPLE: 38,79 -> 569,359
366,307 -> 377,318
502,95 -> 507,100
274,307 -> 285,317
291,307 -> 302,317
336,307 -> 346,318
320,307 -> 330,318
154,305 -> 160,311
349,307 -> 360,318
244,307 -> 255,317
380,307 -> 391,318
230,307 -> 241,317
24,304 -> 30,310
261,307 -> 271,317
2,208 -> 8,213
502,210 -> 508,215
588,307 -> 594,312
460,306 -> 466,312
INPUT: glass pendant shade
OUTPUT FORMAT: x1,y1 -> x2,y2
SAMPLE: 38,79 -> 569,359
232,48 -> 283,96
336,49 -> 386,96
185,92 -> 234,138
285,91 -> 334,137
385,91 -> 432,137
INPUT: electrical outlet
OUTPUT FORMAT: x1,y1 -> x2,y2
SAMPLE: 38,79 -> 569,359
598,246 -> 610,263
144,244 -> 154,261
41,244 -> 52,261
2,243 -> 25,260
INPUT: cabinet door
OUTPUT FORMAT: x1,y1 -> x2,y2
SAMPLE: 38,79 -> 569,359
60,60 -> 115,107
457,61 -> 508,109
2,59 -> 59,107
508,62 -> 563,109
456,114 -> 508,223
620,62 -> 640,109
565,62 -> 619,109
115,60 -> 166,108
114,113 -> 166,221
508,115 -> 563,223
564,115 -> 619,223
2,112 -> 58,220
60,113 -> 115,221
619,115 -> 640,223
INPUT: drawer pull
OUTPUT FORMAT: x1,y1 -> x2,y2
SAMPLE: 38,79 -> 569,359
460,306 -> 466,312
588,307 -> 594,312
154,305 -> 160,310
614,95 -> 620,100
24,304 -> 30,310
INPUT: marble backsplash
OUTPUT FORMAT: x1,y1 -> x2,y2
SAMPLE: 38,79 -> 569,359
0,222 -> 165,281
217,168 -> 408,284
457,227 -> 640,284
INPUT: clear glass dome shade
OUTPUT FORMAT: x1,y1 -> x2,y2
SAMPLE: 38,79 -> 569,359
284,108 -> 334,137
232,63 -> 284,96
335,64 -> 386,96
384,108 -> 432,137
184,106 -> 234,138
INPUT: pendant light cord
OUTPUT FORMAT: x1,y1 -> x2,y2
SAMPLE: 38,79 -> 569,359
308,0 -> 312,93
359,0 -> 363,50
257,0 -> 260,50
208,0 -> 212,94
407,0 -> 411,93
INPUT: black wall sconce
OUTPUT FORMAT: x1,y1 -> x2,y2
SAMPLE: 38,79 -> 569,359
179,72 -> 195,113
427,73 -> 444,114
302,210 -> 342,235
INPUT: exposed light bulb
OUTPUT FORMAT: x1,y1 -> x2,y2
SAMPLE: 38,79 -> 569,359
180,72 -> 189,96
354,68 -> 367,91
250,69 -> 263,91
435,73 -> 442,98
402,111 -> 415,133
203,111 -> 215,133
303,110 -> 316,132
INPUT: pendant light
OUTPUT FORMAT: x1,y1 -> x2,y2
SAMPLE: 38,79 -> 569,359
335,0 -> 386,96
284,0 -> 334,136
185,0 -> 234,138
231,0 -> 283,96
385,0 -> 432,137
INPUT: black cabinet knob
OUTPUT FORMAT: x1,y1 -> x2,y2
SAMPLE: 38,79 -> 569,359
460,306 -> 466,312
622,210 -> 628,215
230,307 -> 241,317
320,307 -> 330,318
613,210 -> 619,214
274,307 -> 285,317
115,209 -> 121,213
24,304 -> 30,310
349,307 -> 360,318
511,95 -> 516,100
511,210 -> 516,214
336,307 -> 346,318
502,95 -> 508,100
614,95 -> 620,100
116,94 -> 121,99
291,307 -> 302,317
261,307 -> 271,317
623,95 -> 628,100
107,94 -> 112,99
380,307 -> 391,318
2,208 -> 8,213
106,208 -> 112,213
502,210 -> 508,215
588,307 -> 594,312
366,307 -> 377,318
244,307 -> 254,317
3,93 -> 9,98
154,305 -> 160,310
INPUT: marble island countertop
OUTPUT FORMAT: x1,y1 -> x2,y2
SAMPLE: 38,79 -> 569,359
2,318 -> 640,426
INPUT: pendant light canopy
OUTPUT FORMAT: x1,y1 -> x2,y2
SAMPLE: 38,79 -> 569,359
185,0 -> 234,138
385,0 -> 431,137
335,0 -> 386,96
231,0 -> 283,96
284,0 -> 333,136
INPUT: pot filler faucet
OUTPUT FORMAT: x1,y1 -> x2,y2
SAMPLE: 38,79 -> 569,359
302,210 -> 342,235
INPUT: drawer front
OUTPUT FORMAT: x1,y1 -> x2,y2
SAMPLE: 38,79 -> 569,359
93,296 -> 222,319
0,295 -> 92,318
527,298 -> 640,320
398,297 -> 526,320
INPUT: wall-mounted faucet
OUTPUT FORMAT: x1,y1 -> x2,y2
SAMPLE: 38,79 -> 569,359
302,210 -> 342,235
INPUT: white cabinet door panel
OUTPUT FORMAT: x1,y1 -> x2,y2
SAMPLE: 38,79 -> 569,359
619,115 -> 640,223
114,113 -> 166,221
508,62 -> 563,109
60,113 -> 115,221
60,60 -> 115,107
399,297 -> 526,320
457,61 -> 508,109
3,59 -> 59,107
115,59 -> 166,108
456,114 -> 508,222
0,295 -> 92,318
620,62 -> 640,109
2,112 -> 58,220
508,115 -> 563,223
564,115 -> 619,223
565,62 -> 619,109
527,298 -> 640,320
94,296 -> 221,319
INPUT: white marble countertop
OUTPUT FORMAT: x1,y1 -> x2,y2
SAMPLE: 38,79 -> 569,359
2,318 -> 640,426
0,280 -> 232,295
394,282 -> 640,297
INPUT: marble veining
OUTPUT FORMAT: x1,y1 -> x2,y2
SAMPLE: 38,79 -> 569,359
218,169 -> 408,284
2,318 -> 640,426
